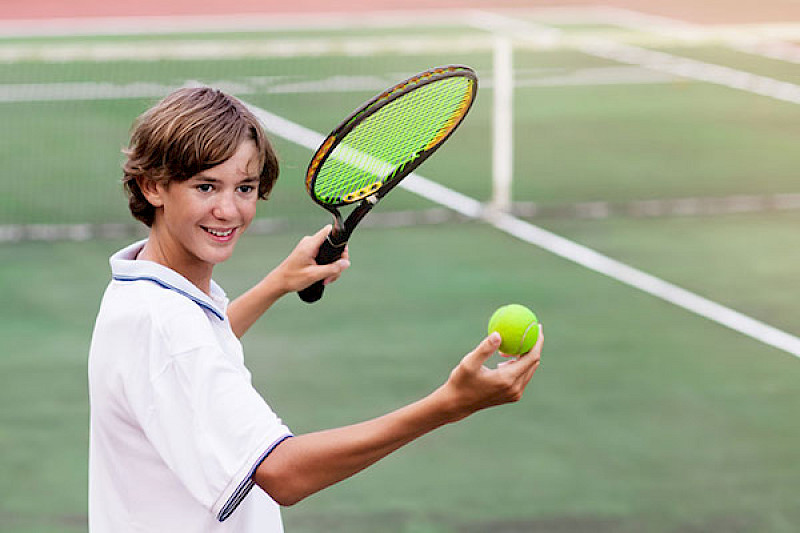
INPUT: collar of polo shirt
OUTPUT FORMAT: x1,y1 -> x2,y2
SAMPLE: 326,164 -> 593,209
110,240 -> 228,321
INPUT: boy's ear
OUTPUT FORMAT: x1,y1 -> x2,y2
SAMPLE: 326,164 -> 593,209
136,176 -> 165,208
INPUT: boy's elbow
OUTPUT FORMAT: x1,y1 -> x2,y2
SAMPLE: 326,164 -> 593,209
264,482 -> 307,507
252,462 -> 309,507
273,491 -> 305,508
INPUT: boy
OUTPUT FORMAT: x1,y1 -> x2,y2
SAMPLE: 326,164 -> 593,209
88,87 -> 543,532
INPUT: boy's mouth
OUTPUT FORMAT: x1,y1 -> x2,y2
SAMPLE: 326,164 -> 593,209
202,226 -> 235,239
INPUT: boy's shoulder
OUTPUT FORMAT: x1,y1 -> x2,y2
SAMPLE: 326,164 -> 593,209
99,278 -> 218,349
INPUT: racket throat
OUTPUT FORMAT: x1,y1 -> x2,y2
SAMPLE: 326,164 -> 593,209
328,218 -> 351,247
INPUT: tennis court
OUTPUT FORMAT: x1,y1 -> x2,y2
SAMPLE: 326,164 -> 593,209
1,2 -> 799,532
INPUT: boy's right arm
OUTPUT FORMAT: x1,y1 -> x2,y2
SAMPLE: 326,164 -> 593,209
253,328 -> 543,506
227,225 -> 350,338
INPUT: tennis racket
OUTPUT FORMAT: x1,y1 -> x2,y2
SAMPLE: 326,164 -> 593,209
298,65 -> 478,303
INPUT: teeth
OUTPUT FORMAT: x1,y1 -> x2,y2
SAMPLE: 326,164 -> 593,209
205,228 -> 233,237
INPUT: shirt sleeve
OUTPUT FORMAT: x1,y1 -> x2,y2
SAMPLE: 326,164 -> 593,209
134,341 -> 292,521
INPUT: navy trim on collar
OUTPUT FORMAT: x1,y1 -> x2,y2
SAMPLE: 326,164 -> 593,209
109,240 -> 228,322
112,275 -> 226,321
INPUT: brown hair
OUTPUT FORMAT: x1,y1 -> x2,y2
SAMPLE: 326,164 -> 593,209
122,87 -> 279,226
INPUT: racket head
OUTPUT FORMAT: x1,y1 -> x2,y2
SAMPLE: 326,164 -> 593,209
305,65 -> 478,214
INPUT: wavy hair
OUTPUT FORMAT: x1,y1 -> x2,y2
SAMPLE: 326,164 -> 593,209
122,87 -> 279,226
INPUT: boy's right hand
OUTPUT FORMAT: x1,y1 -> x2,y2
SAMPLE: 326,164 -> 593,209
272,225 -> 350,296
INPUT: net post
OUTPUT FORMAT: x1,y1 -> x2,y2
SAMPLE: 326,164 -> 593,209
491,36 -> 514,214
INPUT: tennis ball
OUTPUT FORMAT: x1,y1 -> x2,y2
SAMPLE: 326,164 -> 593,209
487,304 -> 539,355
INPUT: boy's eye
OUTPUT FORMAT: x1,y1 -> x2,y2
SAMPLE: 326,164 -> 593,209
197,183 -> 213,193
238,185 -> 256,194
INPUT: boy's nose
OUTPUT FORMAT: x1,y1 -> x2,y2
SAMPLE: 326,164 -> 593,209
212,193 -> 238,220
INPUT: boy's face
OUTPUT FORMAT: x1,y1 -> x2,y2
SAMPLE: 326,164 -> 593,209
149,139 -> 261,273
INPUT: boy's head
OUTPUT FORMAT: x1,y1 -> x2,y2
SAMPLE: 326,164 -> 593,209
123,87 -> 279,227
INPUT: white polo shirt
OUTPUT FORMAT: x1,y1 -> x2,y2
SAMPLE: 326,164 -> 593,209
88,240 -> 292,532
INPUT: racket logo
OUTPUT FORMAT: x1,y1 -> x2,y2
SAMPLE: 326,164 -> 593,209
343,180 -> 383,203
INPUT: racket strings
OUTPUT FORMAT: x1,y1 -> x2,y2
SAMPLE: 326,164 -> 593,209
313,75 -> 474,205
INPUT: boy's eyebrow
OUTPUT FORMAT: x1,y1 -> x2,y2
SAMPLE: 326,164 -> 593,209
191,174 -> 260,182
190,174 -> 219,182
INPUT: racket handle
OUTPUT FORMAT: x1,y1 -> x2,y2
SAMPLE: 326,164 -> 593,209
298,236 -> 346,303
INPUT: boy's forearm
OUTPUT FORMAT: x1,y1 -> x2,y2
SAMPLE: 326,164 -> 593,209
253,385 -> 460,506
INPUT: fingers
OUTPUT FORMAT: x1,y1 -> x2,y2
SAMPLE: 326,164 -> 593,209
519,324 -> 543,368
306,226 -> 350,282
300,225 -> 332,258
510,324 -> 544,384
497,325 -> 543,378
462,332 -> 502,371
526,324 -> 544,359
464,325 -> 543,374
444,327 -> 543,416
323,256 -> 350,285
275,226 -> 351,294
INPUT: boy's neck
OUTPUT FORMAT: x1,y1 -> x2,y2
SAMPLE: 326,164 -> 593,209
138,235 -> 213,295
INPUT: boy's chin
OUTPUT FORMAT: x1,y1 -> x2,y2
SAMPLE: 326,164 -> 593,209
207,246 -> 237,264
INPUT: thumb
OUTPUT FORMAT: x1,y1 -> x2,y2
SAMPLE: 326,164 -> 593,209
312,224 -> 333,245
300,225 -> 332,258
463,332 -> 501,370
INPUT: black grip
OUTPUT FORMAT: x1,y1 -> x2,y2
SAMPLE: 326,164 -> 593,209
298,236 -> 346,303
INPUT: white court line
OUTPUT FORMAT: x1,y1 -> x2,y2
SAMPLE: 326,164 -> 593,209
487,212 -> 800,359
467,11 -> 800,106
579,40 -> 800,104
582,6 -> 800,65
247,102 -> 800,360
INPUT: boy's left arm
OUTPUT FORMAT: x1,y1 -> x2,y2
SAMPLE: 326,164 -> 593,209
228,226 -> 349,338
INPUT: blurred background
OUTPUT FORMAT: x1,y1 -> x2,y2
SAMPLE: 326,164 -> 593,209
1,1 -> 799,531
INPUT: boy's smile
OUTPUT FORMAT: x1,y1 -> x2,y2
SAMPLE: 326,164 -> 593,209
139,139 -> 261,292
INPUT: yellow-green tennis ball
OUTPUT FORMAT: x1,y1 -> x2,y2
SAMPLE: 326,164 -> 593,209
488,304 -> 539,355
